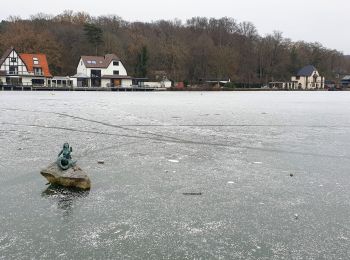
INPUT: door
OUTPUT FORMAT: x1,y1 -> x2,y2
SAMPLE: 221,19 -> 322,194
113,79 -> 121,87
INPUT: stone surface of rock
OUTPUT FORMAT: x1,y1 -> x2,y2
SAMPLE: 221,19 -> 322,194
40,163 -> 91,190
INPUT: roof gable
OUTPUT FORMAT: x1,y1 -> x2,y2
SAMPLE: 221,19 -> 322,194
0,47 -> 18,66
19,53 -> 52,77
297,65 -> 318,77
81,54 -> 120,68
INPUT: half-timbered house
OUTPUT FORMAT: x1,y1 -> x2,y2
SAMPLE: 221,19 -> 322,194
0,47 -> 52,86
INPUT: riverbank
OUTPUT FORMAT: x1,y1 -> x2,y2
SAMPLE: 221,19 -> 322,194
0,85 -> 166,91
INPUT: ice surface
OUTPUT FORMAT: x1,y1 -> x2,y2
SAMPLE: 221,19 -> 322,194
0,91 -> 350,259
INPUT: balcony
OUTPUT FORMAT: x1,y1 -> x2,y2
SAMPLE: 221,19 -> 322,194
5,71 -> 43,76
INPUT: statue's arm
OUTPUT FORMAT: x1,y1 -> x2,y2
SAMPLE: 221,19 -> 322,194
58,150 -> 63,157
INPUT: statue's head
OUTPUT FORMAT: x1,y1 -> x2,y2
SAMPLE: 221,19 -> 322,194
63,143 -> 69,149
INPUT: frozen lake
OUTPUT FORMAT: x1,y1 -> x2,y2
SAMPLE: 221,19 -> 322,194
0,91 -> 350,259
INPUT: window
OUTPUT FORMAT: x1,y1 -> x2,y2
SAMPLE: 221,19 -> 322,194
91,70 -> 101,78
87,61 -> 92,64
33,57 -> 39,65
113,70 -> 119,75
34,67 -> 43,75
92,61 -> 96,64
11,58 -> 17,62
113,61 -> 119,66
9,66 -> 18,75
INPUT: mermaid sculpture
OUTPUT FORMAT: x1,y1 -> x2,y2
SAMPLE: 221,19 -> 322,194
57,143 -> 77,170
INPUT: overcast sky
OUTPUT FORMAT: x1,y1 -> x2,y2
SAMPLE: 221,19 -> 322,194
2,0 -> 349,54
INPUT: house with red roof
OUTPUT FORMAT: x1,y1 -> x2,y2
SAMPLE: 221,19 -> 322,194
0,47 -> 52,86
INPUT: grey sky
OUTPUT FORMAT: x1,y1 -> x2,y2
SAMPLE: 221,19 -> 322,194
2,0 -> 349,54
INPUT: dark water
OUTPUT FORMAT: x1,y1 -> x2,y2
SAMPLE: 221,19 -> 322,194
0,91 -> 349,259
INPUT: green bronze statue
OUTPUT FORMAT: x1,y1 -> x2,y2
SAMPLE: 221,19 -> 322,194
57,143 -> 77,170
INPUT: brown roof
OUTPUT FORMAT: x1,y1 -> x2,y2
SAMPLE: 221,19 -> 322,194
81,54 -> 120,68
0,47 -> 14,66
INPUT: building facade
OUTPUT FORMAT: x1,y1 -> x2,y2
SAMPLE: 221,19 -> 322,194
0,47 -> 52,86
71,54 -> 132,88
291,65 -> 325,90
341,75 -> 350,88
269,65 -> 325,90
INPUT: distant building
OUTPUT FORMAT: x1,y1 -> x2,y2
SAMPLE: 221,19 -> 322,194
71,54 -> 132,88
291,65 -> 325,90
269,65 -> 325,90
0,47 -> 52,86
341,75 -> 350,88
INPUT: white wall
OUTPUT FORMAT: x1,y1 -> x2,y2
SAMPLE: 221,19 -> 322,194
162,80 -> 172,88
101,79 -> 110,88
144,82 -> 162,88
76,59 -> 87,75
105,61 -> 128,76
121,79 -> 132,87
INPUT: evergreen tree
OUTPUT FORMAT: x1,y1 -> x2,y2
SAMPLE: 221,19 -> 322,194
135,46 -> 149,78
83,23 -> 103,55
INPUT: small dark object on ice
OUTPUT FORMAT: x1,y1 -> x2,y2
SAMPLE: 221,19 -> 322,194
290,173 -> 294,177
183,192 -> 203,196
294,214 -> 299,220
97,160 -> 105,164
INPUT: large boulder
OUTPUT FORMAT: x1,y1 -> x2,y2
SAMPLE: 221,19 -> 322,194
40,163 -> 91,190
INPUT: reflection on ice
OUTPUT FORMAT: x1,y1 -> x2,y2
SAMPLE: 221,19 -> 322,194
42,185 -> 89,217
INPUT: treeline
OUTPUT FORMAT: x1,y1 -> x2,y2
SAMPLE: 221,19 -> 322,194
0,11 -> 349,84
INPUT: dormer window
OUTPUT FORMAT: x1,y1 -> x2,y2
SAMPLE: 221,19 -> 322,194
34,67 -> 43,75
113,61 -> 119,66
33,57 -> 39,65
113,70 -> 119,75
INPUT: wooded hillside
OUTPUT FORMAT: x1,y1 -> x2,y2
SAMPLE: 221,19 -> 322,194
1,11 -> 349,85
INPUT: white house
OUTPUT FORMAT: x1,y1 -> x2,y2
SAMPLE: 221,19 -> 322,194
291,65 -> 325,90
269,65 -> 325,90
0,47 -> 52,86
71,54 -> 132,88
